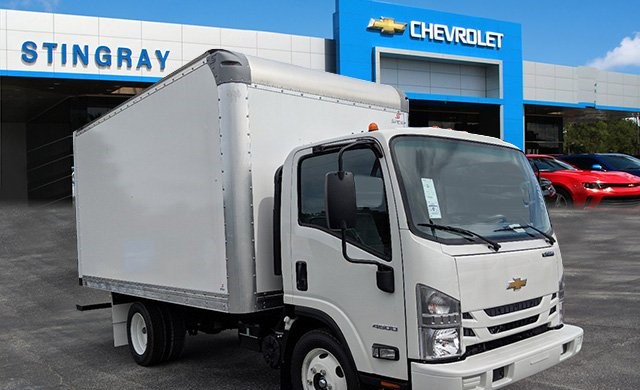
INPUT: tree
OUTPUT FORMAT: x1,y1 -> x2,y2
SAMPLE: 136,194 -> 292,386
563,119 -> 639,154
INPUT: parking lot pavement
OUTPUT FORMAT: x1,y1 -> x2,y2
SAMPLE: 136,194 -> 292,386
0,204 -> 638,390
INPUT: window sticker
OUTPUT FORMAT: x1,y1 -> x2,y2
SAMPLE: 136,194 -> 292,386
421,178 -> 442,219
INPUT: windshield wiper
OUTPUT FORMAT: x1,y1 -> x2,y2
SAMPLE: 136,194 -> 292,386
417,222 -> 501,252
494,224 -> 556,245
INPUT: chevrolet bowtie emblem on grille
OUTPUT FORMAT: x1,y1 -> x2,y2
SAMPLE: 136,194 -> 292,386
367,17 -> 407,34
507,277 -> 527,291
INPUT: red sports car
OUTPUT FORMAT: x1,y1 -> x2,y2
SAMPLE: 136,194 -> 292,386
527,154 -> 640,208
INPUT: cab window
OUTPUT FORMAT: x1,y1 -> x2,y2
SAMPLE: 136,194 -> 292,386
298,147 -> 391,259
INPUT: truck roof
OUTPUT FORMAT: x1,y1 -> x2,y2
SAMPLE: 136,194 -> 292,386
294,126 -> 519,152
378,127 -> 518,149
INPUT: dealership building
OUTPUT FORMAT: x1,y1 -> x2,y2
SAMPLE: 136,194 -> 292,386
1,0 -> 639,202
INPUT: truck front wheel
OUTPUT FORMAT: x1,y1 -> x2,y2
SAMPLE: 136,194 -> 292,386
291,329 -> 359,390
127,301 -> 166,366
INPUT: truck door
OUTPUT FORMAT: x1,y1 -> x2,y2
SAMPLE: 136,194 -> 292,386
287,143 -> 408,381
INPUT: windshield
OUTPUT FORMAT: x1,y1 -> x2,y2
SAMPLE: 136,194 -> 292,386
599,155 -> 640,170
529,157 -> 576,172
391,136 -> 551,244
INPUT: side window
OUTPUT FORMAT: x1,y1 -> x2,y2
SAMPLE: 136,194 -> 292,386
298,147 -> 391,259
570,157 -> 593,169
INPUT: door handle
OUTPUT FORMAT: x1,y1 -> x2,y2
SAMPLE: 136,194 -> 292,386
296,261 -> 308,291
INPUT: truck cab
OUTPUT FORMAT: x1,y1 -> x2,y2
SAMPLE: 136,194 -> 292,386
280,127 -> 583,390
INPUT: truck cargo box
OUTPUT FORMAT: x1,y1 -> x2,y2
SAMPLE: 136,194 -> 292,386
74,49 -> 408,314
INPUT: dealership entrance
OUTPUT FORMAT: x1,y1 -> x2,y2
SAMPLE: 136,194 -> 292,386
0,77 -> 148,203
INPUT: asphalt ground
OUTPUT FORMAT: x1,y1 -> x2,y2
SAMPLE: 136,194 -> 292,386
0,204 -> 638,390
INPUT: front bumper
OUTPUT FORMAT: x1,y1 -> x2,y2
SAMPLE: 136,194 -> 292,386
411,324 -> 583,390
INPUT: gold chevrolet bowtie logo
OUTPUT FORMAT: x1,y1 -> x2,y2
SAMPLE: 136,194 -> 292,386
507,278 -> 527,291
367,17 -> 406,34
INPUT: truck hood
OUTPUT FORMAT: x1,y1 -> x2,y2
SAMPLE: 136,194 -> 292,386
455,246 -> 560,312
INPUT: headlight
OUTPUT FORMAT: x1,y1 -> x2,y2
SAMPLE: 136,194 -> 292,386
417,285 -> 461,360
583,182 -> 609,189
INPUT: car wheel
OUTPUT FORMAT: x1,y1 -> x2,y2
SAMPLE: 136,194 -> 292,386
554,188 -> 573,208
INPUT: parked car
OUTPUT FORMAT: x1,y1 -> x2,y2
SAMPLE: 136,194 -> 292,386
558,153 -> 640,177
539,176 -> 557,205
527,154 -> 640,208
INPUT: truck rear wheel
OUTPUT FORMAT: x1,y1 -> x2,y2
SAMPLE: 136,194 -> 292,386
160,305 -> 186,362
291,330 -> 359,390
127,301 -> 166,366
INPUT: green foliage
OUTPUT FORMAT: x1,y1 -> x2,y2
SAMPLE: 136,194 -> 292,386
564,120 -> 640,154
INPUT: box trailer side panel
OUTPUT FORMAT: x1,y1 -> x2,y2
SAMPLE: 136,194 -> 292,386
75,50 -> 408,314
75,60 -> 230,310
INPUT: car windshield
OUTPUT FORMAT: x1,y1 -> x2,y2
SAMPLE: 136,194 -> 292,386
529,157 -> 576,172
391,136 -> 551,244
599,155 -> 640,170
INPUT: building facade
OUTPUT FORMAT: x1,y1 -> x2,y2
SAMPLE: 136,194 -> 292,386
0,0 -> 638,202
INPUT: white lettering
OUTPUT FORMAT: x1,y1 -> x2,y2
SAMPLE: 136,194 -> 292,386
423,22 -> 433,39
454,27 -> 467,44
408,20 -> 504,49
477,30 -> 488,47
433,24 -> 446,41
485,33 -> 496,48
444,24 -> 455,42
410,21 -> 422,39
466,29 -> 477,45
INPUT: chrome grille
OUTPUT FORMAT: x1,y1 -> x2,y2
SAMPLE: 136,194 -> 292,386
488,314 -> 539,334
462,293 -> 559,356
483,297 -> 542,317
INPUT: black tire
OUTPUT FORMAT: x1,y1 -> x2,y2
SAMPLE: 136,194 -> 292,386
126,301 -> 166,366
160,304 -> 186,362
291,329 -> 359,390
554,188 -> 573,208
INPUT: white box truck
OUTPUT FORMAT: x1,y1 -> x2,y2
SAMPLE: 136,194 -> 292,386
74,49 -> 583,390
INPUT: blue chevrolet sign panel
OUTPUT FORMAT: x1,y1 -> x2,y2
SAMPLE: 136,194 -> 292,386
335,0 -> 525,148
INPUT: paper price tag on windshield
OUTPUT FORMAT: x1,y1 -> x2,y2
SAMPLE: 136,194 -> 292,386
421,178 -> 442,219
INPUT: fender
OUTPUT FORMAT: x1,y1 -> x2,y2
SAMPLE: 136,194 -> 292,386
280,305 -> 357,390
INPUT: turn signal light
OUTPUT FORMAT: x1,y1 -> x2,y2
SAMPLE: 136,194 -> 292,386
372,344 -> 399,361
380,380 -> 401,389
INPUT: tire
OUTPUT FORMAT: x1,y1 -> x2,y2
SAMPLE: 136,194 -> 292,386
554,188 -> 573,208
291,329 -> 359,390
126,301 -> 166,366
160,304 -> 186,362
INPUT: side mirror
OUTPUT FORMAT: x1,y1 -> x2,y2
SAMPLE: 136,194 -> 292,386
325,171 -> 357,230
591,164 -> 603,171
376,265 -> 395,293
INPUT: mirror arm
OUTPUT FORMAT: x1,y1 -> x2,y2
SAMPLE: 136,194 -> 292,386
340,226 -> 394,293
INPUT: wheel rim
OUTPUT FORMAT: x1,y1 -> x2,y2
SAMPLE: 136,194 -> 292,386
301,348 -> 348,390
130,312 -> 148,355
555,192 -> 570,208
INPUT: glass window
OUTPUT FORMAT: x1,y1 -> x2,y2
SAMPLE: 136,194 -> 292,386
392,136 -> 551,244
299,147 -> 391,259
563,156 -> 597,169
598,155 -> 640,170
529,157 -> 576,172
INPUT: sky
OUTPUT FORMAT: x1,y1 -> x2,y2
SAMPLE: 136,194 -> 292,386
1,0 -> 639,74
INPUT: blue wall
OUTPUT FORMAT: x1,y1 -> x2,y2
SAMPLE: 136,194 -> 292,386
334,0 -> 525,149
